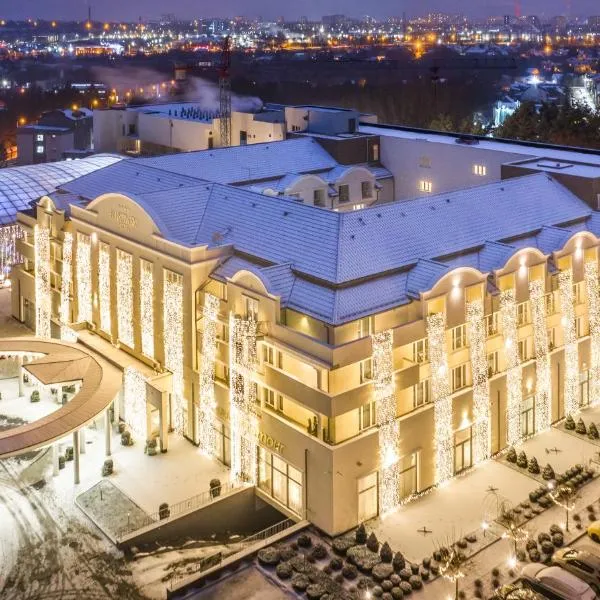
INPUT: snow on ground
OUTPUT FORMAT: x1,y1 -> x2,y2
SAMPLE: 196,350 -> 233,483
0,287 -> 30,338
0,377 -> 64,422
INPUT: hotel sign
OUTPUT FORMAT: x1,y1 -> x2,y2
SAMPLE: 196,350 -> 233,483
110,204 -> 138,232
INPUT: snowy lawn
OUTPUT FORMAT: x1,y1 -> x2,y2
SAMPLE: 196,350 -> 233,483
0,377 -> 64,422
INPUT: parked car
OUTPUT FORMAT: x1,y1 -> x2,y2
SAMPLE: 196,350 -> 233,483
521,564 -> 596,600
491,580 -> 548,599
588,520 -> 600,543
552,547 -> 600,594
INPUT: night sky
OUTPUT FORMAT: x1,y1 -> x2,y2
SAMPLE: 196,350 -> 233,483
1,0 -> 598,22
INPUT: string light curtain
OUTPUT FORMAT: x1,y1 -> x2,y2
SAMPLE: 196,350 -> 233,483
0,224 -> 23,283
198,293 -> 219,455
372,329 -> 400,513
558,269 -> 579,417
34,225 -> 51,338
585,260 -> 600,406
529,279 -> 552,432
466,300 -> 490,464
98,242 -> 111,334
427,311 -> 453,485
140,259 -> 154,358
59,232 -> 73,340
76,232 -> 92,323
229,313 -> 259,484
123,366 -> 148,439
500,288 -> 523,446
116,249 -> 134,347
164,269 -> 185,434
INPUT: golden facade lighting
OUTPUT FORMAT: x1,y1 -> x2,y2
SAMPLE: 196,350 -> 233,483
198,293 -> 219,455
34,225 -> 51,338
123,366 -> 147,439
116,249 -> 134,347
529,280 -> 552,432
229,313 -> 259,484
59,231 -> 72,339
500,288 -> 523,446
559,269 -> 579,417
585,260 -> 600,406
76,232 -> 92,323
0,224 -> 23,283
372,329 -> 400,513
163,269 -> 185,434
466,300 -> 490,463
98,242 -> 111,333
427,311 -> 453,485
140,259 -> 154,358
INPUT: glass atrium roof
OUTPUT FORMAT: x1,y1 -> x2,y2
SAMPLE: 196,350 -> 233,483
0,155 -> 123,225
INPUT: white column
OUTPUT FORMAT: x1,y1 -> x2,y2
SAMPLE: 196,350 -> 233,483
114,389 -> 121,424
79,427 -> 86,454
105,409 -> 112,457
52,443 -> 60,476
18,356 -> 24,397
73,430 -> 80,485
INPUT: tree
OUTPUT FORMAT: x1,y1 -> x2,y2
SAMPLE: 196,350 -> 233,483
550,485 -> 578,531
498,502 -> 528,555
438,544 -> 468,600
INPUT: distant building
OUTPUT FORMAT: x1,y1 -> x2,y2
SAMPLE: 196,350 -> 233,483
322,14 -> 346,29
493,96 -> 520,127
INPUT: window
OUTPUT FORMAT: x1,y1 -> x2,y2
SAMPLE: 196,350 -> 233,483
358,472 -> 378,522
576,316 -> 586,338
215,363 -> 230,385
351,203 -> 366,211
239,130 -> 247,145
244,295 -> 259,321
36,145 -> 44,154
263,388 -> 283,411
338,184 -> 350,203
360,359 -> 373,383
258,448 -> 303,516
545,293 -> 555,315
413,338 -> 429,363
413,379 -> 431,408
452,364 -> 468,391
517,302 -> 530,326
419,155 -> 431,168
313,188 -> 326,207
574,282 -> 584,304
372,143 -> 379,162
348,118 -> 357,133
451,324 -> 467,350
359,401 -> 377,431
263,345 -> 275,365
36,134 -> 44,142
361,181 -> 373,199
548,328 -> 556,350
419,180 -> 433,193
208,136 -> 214,149
486,313 -> 499,336
488,351 -> 499,376
398,453 -> 418,499
518,338 -> 530,362
357,316 -> 373,338
473,164 -> 487,176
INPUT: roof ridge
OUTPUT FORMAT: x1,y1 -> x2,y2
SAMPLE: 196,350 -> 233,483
193,183 -> 217,245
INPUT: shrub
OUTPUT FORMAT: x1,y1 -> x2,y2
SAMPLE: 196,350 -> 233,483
422,556 -> 431,568
356,523 -> 367,544
334,573 -> 344,584
145,438 -> 157,456
528,457 -> 541,474
380,542 -> 393,563
311,543 -> 327,560
58,455 -> 65,469
420,569 -> 430,581
526,539 -> 537,551
382,580 -> 394,591
297,533 -> 312,548
329,557 -> 343,571
551,533 -> 564,547
538,532 -> 551,544
540,540 -> 554,555
102,459 -> 113,476
291,573 -> 310,591
506,446 -> 518,463
399,567 -> 411,581
280,546 -> 296,562
410,563 -> 419,575
399,581 -> 412,594
121,431 -> 132,446
474,579 -> 483,588
332,537 -> 355,555
408,575 -> 422,590
465,534 -> 477,543
65,446 -> 74,461
456,538 -> 468,549
158,502 -> 170,519
391,588 -> 404,600
576,418 -> 587,435
542,464 -> 555,481
589,422 -> 600,440
492,578 -> 500,588
517,451 -> 528,468
258,547 -> 281,566
30,390 -> 40,403
367,532 -> 380,553
276,562 -> 292,579
529,548 -> 541,562
372,586 -> 383,597
342,564 -> 358,580
393,552 -> 406,571
209,478 -> 221,498
565,414 -> 576,430
117,422 -> 126,434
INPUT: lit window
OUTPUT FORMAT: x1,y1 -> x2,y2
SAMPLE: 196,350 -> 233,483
487,352 -> 499,376
413,379 -> 431,407
419,180 -> 432,193
244,295 -> 259,320
351,203 -> 365,211
451,324 -> 467,350
360,358 -> 373,383
473,164 -> 487,176
452,364 -> 468,391
36,134 -> 44,142
36,145 -> 44,154
413,338 -> 429,363
518,339 -> 530,362
358,401 -> 377,431
517,302 -> 530,326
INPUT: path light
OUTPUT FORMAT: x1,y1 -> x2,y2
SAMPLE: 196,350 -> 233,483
507,556 -> 517,569
481,521 -> 489,537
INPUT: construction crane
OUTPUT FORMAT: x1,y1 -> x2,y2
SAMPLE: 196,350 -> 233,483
219,36 -> 232,148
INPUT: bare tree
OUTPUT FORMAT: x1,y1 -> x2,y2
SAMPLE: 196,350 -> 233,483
498,501 -> 528,555
438,544 -> 468,600
549,485 -> 578,531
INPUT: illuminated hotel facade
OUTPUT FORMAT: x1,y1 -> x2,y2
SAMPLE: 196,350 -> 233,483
10,123 -> 600,536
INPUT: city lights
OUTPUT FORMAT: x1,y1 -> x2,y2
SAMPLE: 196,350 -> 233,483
466,300 -> 490,464
198,293 -> 219,456
500,288 -> 522,446
529,280 -> 552,432
559,269 -> 579,417
140,259 -> 154,358
116,249 -> 134,347
98,242 -> 111,334
163,269 -> 185,434
427,311 -> 453,485
76,232 -> 92,323
372,329 -> 400,514
34,225 -> 50,338
585,260 -> 600,406
229,313 -> 259,484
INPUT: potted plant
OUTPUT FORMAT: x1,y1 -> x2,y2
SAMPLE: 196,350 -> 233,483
210,478 -> 222,498
30,390 -> 40,403
158,502 -> 170,519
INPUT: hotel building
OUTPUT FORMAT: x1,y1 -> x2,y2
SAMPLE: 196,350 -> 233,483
9,116 -> 600,536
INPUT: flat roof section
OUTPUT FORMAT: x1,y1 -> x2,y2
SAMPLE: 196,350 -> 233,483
0,338 -> 122,458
